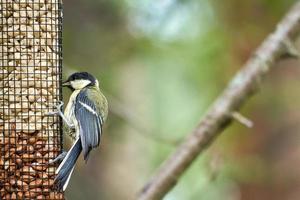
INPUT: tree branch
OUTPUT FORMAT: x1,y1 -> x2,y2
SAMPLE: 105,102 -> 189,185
138,2 -> 300,200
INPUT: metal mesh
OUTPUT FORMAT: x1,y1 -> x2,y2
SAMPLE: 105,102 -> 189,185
0,0 -> 64,199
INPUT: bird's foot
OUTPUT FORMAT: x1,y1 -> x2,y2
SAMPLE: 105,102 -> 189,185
49,151 -> 68,164
31,151 -> 67,166
46,101 -> 64,116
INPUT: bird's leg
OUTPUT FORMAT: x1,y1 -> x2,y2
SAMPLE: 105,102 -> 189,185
47,101 -> 75,129
49,151 -> 68,164
32,151 -> 68,166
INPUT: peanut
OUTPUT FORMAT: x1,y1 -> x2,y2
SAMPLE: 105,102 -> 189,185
1,0 -> 63,198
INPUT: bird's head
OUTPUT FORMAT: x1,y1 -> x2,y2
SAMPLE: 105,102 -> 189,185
62,72 -> 99,90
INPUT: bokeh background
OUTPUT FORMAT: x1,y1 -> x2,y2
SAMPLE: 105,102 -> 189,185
61,0 -> 300,199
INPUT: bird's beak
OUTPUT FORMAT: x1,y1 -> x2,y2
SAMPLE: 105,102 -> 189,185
62,80 -> 71,87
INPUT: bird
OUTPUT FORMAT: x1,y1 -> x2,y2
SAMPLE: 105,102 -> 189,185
52,71 -> 108,191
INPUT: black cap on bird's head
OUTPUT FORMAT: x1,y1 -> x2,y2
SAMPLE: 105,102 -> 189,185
62,72 -> 98,90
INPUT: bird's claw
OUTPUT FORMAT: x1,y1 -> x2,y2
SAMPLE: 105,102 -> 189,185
46,101 -> 64,116
46,111 -> 58,116
50,151 -> 68,164
31,162 -> 50,166
31,151 -> 68,166
55,101 -> 64,111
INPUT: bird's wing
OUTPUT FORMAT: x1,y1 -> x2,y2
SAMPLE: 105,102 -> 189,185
74,90 -> 103,161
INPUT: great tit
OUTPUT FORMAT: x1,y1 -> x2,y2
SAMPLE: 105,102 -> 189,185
52,72 -> 108,191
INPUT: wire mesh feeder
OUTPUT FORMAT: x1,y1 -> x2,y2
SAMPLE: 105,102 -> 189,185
0,0 -> 64,199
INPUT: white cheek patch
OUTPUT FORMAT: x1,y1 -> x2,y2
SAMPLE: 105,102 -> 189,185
71,80 -> 91,89
95,80 -> 99,88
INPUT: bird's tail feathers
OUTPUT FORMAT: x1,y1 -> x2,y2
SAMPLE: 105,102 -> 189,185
54,137 -> 82,191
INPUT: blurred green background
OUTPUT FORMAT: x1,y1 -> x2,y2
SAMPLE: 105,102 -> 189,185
62,0 -> 300,199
